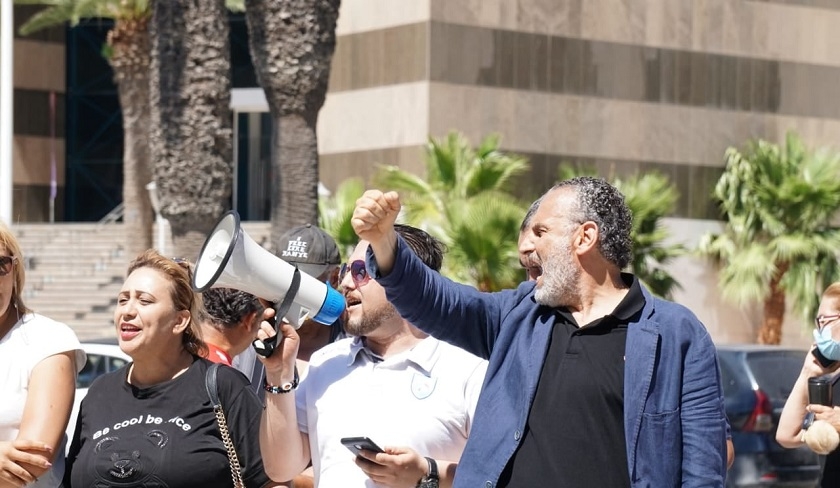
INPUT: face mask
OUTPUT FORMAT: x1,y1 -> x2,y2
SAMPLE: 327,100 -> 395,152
813,326 -> 840,361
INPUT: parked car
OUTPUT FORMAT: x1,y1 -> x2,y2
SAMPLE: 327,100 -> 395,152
66,340 -> 130,451
718,345 -> 821,487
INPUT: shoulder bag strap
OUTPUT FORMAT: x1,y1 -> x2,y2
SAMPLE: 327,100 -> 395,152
205,363 -> 245,488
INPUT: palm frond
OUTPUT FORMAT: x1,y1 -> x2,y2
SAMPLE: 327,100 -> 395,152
319,178 -> 366,260
17,2 -> 75,34
225,0 -> 245,12
462,149 -> 529,197
376,131 -> 531,289
768,234 -> 820,263
17,0 -> 150,34
557,161 -> 598,181
444,192 -> 527,290
717,245 -> 777,305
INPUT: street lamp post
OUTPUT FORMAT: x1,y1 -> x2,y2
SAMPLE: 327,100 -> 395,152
146,181 -> 168,255
1,0 -> 14,224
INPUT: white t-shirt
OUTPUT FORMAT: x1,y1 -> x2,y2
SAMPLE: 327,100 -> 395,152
0,313 -> 85,487
295,336 -> 487,487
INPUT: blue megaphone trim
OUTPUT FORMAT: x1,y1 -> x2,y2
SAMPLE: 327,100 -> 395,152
313,282 -> 345,325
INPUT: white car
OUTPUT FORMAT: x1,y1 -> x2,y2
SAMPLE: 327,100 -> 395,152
66,341 -> 131,452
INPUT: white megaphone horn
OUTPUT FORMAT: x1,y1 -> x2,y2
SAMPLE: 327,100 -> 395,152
192,210 -> 345,340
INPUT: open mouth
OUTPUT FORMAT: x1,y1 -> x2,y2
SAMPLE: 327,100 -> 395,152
344,295 -> 362,309
119,323 -> 141,339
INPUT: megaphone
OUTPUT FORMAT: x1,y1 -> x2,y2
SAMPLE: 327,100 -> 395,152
193,211 -> 345,354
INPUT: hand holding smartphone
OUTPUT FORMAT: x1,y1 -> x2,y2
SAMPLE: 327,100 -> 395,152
340,437 -> 385,457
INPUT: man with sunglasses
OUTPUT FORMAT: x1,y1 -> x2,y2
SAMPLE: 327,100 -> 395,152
350,179 -> 728,487
258,224 -> 487,488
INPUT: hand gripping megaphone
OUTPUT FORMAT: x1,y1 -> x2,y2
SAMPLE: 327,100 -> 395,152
193,210 -> 345,357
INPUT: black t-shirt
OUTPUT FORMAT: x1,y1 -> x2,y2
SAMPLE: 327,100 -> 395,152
499,274 -> 644,487
65,357 -> 270,488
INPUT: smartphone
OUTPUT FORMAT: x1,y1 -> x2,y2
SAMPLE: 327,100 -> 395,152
814,348 -> 838,369
340,437 -> 385,457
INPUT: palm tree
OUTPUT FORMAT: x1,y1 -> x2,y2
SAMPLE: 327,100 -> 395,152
376,132 -> 530,291
318,178 -> 365,261
698,133 -> 840,344
148,0 -> 234,258
243,0 -> 341,250
613,173 -> 684,299
557,164 -> 685,299
18,0 -> 154,258
442,192 -> 528,290
18,0 -> 244,259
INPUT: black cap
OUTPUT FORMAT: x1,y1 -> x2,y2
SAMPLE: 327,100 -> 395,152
276,224 -> 341,278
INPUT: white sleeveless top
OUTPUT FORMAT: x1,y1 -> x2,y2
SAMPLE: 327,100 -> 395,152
0,313 -> 85,487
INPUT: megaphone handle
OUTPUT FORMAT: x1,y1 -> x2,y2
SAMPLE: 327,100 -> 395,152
253,267 -> 302,358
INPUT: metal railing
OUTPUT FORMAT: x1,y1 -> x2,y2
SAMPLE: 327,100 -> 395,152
97,202 -> 125,227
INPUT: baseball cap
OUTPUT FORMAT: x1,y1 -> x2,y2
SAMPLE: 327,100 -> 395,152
276,223 -> 341,278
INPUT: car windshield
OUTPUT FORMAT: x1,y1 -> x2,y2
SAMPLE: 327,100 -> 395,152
746,350 -> 805,402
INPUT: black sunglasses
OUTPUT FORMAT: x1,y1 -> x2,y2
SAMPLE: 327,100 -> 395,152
339,260 -> 370,287
0,256 -> 17,276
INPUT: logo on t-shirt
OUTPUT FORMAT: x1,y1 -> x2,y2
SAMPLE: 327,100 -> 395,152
93,430 -> 169,485
410,373 -> 437,400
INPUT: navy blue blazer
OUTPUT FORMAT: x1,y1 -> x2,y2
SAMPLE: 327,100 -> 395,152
369,237 -> 728,487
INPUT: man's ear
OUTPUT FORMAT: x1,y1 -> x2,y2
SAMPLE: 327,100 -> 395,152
574,221 -> 599,254
242,310 -> 261,331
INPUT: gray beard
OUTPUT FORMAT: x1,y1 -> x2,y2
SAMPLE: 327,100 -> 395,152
535,274 -> 579,307
534,241 -> 580,308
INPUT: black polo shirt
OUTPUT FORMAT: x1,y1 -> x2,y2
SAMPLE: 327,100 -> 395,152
499,274 -> 645,487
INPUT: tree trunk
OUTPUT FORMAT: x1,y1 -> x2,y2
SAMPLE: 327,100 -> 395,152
269,113 -> 320,249
109,18 -> 153,259
244,0 -> 340,247
758,262 -> 789,345
149,0 -> 233,259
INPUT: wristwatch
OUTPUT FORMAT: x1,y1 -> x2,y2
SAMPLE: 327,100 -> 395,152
416,457 -> 439,488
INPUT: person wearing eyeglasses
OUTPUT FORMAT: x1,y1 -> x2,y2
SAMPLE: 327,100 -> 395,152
777,282 -> 840,487
257,224 -> 487,488
351,179 -> 729,487
64,250 -> 276,487
0,222 -> 85,488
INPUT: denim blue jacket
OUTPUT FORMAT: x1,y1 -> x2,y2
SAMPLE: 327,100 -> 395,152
369,238 -> 728,487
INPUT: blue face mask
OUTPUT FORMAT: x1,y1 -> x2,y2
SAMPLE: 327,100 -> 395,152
813,326 -> 840,361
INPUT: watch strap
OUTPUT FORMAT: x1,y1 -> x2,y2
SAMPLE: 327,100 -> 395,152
425,457 -> 438,480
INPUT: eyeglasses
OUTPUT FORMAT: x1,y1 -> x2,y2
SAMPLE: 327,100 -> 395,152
339,260 -> 370,287
815,314 -> 840,329
0,256 -> 17,276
